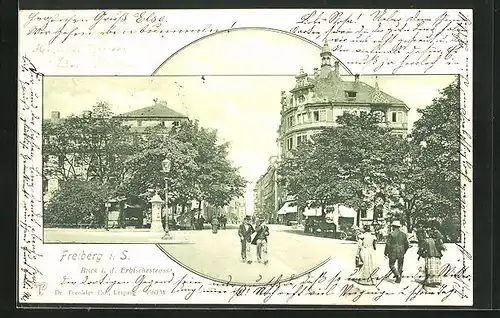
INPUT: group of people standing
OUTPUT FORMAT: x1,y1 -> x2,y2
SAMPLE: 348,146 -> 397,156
354,220 -> 446,287
238,216 -> 270,265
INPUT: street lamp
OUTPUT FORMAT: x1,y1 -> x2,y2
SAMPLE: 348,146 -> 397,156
104,201 -> 111,231
161,157 -> 172,240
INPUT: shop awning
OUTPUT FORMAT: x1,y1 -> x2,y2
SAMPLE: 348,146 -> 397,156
277,202 -> 298,215
303,207 -> 322,217
338,205 -> 357,218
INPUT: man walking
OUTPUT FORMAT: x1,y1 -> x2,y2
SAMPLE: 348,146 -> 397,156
384,220 -> 409,283
238,216 -> 255,264
252,217 -> 270,265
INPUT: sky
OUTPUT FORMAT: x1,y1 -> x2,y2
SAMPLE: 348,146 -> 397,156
43,29 -> 456,214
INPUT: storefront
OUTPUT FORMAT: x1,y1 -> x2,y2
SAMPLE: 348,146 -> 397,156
276,201 -> 298,225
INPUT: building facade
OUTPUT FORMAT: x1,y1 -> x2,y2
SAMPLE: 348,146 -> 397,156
277,41 -> 409,160
253,156 -> 280,223
264,40 -> 410,227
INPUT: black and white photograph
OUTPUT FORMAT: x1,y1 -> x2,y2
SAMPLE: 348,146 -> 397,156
42,29 -> 460,286
18,9 -> 473,306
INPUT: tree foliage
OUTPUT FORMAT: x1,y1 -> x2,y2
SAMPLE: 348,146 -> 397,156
388,79 -> 461,240
278,112 -> 407,215
118,120 -> 246,212
278,79 -> 461,241
43,102 -> 131,184
43,105 -> 247,225
44,179 -> 113,227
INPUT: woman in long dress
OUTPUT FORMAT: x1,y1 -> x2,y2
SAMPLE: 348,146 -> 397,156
356,226 -> 377,285
418,229 -> 445,287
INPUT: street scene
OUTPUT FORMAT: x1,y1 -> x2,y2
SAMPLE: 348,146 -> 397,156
45,223 -> 464,291
42,30 -> 460,290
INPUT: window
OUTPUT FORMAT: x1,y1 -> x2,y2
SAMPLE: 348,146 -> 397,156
287,116 -> 294,127
312,111 -> 320,122
172,121 -> 180,127
297,112 -> 308,124
319,110 -> 327,121
298,95 -> 305,103
391,111 -> 403,123
302,112 -> 309,123
297,135 -> 307,146
345,91 -> 357,98
287,137 -> 293,150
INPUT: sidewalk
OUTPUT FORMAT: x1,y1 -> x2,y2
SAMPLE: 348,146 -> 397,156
44,228 -> 193,244
269,224 -> 358,244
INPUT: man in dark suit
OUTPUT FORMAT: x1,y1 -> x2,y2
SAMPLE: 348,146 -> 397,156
384,220 -> 409,283
238,216 -> 255,264
251,217 -> 270,265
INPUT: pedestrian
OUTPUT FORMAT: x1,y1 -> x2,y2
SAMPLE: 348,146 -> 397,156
418,229 -> 446,287
355,225 -> 377,285
238,216 -> 255,264
198,215 -> 205,230
251,217 -> 270,265
211,216 -> 219,234
384,220 -> 409,284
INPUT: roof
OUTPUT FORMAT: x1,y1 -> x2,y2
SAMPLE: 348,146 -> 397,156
114,101 -> 188,119
292,71 -> 406,106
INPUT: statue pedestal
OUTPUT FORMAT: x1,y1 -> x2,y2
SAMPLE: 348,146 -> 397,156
149,194 -> 164,233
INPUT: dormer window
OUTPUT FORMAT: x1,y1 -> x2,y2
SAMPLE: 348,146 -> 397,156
298,95 -> 305,103
345,91 -> 357,98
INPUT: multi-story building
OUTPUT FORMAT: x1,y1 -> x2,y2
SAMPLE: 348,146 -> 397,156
277,40 -> 409,160
114,100 -> 189,135
264,40 -> 410,228
253,156 -> 280,223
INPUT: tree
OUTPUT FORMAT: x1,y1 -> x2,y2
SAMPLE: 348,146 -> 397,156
278,111 -> 408,219
44,179 -> 113,227
43,102 -> 132,184
170,120 -> 246,209
120,120 -> 246,213
389,79 -> 461,240
119,134 -> 200,209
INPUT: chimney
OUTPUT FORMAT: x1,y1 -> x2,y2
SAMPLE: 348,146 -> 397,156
313,68 -> 319,78
51,111 -> 60,121
355,74 -> 359,82
334,61 -> 340,76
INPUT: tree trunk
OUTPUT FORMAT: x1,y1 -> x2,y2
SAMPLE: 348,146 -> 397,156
198,200 -> 202,210
356,209 -> 361,227
182,204 -> 186,214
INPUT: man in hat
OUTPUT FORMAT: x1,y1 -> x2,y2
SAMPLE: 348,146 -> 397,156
251,217 -> 270,265
238,216 -> 255,264
384,220 -> 409,283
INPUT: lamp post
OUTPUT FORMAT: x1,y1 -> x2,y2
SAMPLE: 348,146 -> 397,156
161,157 -> 172,240
105,201 -> 111,231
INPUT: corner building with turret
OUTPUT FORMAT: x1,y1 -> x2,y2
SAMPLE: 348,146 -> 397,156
259,40 -> 411,228
277,40 -> 409,159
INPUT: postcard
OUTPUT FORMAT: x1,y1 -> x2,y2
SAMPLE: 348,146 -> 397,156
18,9 -> 473,307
